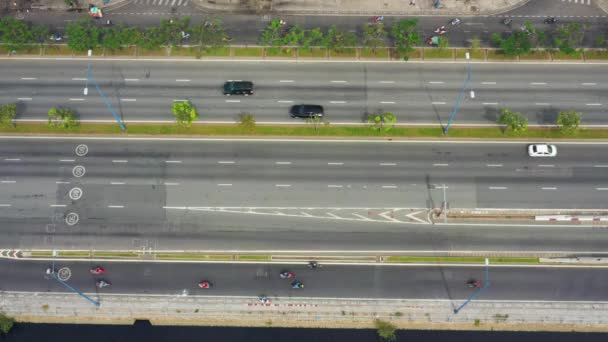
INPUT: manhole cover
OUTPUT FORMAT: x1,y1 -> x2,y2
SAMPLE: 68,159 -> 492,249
65,213 -> 79,226
75,144 -> 89,157
72,165 -> 86,178
69,187 -> 83,200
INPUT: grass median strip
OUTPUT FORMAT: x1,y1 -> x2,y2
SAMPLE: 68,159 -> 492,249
386,256 -> 539,264
237,255 -> 271,261
156,254 -> 233,260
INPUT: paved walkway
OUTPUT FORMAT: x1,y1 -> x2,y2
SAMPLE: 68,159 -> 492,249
195,0 -> 531,15
2,291 -> 608,330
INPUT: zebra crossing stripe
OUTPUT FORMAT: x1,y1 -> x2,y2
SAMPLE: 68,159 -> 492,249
177,0 -> 182,5
171,0 -> 176,5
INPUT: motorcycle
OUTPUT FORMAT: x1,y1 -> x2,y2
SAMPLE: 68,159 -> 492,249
96,280 -> 111,288
291,280 -> 304,289
466,279 -> 482,288
279,271 -> 295,279
451,18 -> 461,26
308,261 -> 319,269
90,266 -> 105,275
50,34 -> 62,41
502,18 -> 512,25
544,17 -> 557,24
197,280 -> 212,289
258,295 -> 271,304
434,26 -> 447,35
371,15 -> 384,23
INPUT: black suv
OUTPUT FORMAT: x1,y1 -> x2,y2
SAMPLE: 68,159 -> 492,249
290,104 -> 324,118
223,81 -> 254,96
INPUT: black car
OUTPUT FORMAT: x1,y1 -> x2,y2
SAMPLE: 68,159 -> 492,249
223,81 -> 254,96
290,104 -> 324,118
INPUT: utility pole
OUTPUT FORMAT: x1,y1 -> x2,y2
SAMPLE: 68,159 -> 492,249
444,52 -> 472,134
454,258 -> 490,314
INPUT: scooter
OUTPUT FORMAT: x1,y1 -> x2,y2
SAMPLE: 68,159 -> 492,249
96,280 -> 111,288
371,16 -> 384,23
502,18 -> 512,25
197,280 -> 212,289
279,271 -> 295,279
90,266 -> 105,275
434,26 -> 447,35
451,18 -> 461,26
466,280 -> 482,288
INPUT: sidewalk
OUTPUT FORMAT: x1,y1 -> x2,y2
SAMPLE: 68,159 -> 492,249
2,291 -> 608,331
195,0 -> 531,16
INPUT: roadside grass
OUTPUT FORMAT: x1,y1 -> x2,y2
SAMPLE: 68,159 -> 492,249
233,47 -> 263,57
266,47 -> 295,58
58,251 -> 91,257
30,251 -> 53,257
93,252 -> 140,258
73,47 -> 104,57
518,50 -> 551,60
104,46 -> 137,56
386,256 -> 539,263
360,48 -> 389,59
4,122 -> 608,139
5,45 -> 42,55
237,255 -> 271,261
583,50 -> 608,60
170,46 -> 198,57
329,48 -> 357,58
455,49 -> 485,60
424,48 -> 454,59
486,50 -> 518,61
156,254 -> 233,260
552,50 -> 584,60
43,45 -> 73,56
297,47 -> 327,58
137,47 -> 169,57
198,46 -> 231,57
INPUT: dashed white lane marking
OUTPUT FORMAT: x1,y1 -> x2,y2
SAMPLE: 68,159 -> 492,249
69,98 -> 84,101
431,102 -> 446,105
20,77 -> 37,80
582,83 -> 597,86
596,188 -> 608,191
226,100 -> 241,103
542,187 -> 557,190
380,163 -> 396,166
538,164 -> 555,168
482,102 -> 498,105
125,78 -> 139,82
107,205 -> 124,208
586,103 -> 602,106
275,161 -> 292,165
277,100 -> 293,103
110,182 -> 125,185
50,204 -> 66,207
535,103 -> 550,105
433,163 -> 449,167
330,101 -> 346,104
481,82 -> 496,85
163,182 -> 180,186
112,160 -> 128,163
275,184 -> 291,187
279,80 -> 294,83
530,82 -> 547,85
71,78 -> 86,81
429,81 -> 444,84
1,180 -> 16,184
380,101 -> 396,104
486,164 -> 503,167
56,181 -> 70,184
379,81 -> 395,84
17,97 -> 32,101
175,79 -> 191,82
4,158 -> 21,161
489,186 -> 507,190
330,80 -> 347,83
121,98 -> 136,102
173,99 -> 188,102
59,159 -> 75,162
218,183 -> 233,186
328,162 -> 344,165
165,160 -> 182,164
382,185 -> 398,189
0,204 -> 12,207
593,165 -> 608,168
328,185 -> 343,188
218,161 -> 235,164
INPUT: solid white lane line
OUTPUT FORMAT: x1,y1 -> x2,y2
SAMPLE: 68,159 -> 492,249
380,101 -> 395,104
225,100 -> 241,103
433,163 -> 449,166
4,158 -> 21,161
55,181 -> 70,184
107,205 -> 124,208
121,98 -> 137,102
538,164 -> 555,167
69,98 -> 85,101
20,77 -> 37,80
165,160 -> 182,164
279,80 -> 294,83
328,185 -> 343,188
431,101 -> 446,105
277,100 -> 293,103
218,183 -> 233,186
581,83 -> 596,86
541,187 -> 557,190
379,81 -> 395,84
482,102 -> 498,105
218,161 -> 235,164
481,82 -> 496,85
596,188 -> 608,191
330,80 -> 347,83
586,103 -> 602,106
173,99 -> 188,102
275,161 -> 292,165
163,182 -> 180,186
330,101 -> 346,104
380,163 -> 396,166
429,81 -> 444,84
328,162 -> 344,165
72,78 -> 87,81
382,185 -> 398,189
110,182 -> 125,185
176,79 -> 191,82
125,78 -> 139,82
487,164 -> 503,167
530,82 -> 547,85
1,180 -> 16,184
275,184 -> 291,187
59,159 -> 75,162
50,204 -> 66,207
535,103 -> 550,105
17,97 -> 32,101
489,186 -> 507,190
0,204 -> 12,207
593,165 -> 608,168
112,160 -> 128,163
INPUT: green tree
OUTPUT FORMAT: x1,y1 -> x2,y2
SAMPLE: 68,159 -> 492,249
362,23 -> 387,53
238,112 -> 256,132
594,33 -> 607,50
497,108 -> 527,133
0,103 -> 17,127
496,31 -> 533,56
556,110 -> 582,134
391,19 -> 420,60
0,17 -> 35,51
281,24 -> 304,47
0,313 -> 14,335
138,26 -> 165,50
367,112 -> 397,133
101,26 -> 140,50
159,17 -> 190,47
172,101 -> 198,127
191,17 -> 227,48
554,23 -> 584,55
374,319 -> 397,342
48,107 -> 78,128
65,19 -> 101,52
259,20 -> 283,46
438,36 -> 449,50
305,115 -> 329,135
323,25 -> 358,52
31,24 -> 50,46
470,37 -> 481,51
301,28 -> 324,50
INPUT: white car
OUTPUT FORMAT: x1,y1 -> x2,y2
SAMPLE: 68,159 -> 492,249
528,144 -> 557,157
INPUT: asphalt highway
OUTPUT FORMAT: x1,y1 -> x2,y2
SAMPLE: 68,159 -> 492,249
2,259 -> 606,301
1,137 -> 607,251
2,61 -> 608,126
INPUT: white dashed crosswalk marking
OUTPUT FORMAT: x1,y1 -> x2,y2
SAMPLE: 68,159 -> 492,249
563,0 -> 591,5
133,0 -> 188,5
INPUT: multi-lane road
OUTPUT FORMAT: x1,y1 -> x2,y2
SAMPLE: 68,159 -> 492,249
2,61 -> 608,126
3,259 -> 607,301
0,137 -> 607,251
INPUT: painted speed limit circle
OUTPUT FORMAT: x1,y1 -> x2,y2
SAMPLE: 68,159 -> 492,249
69,187 -> 83,200
57,267 -> 71,281
65,213 -> 79,226
72,165 -> 86,178
75,144 -> 89,157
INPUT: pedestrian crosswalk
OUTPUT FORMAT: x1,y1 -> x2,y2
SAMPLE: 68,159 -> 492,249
562,0 -> 591,5
132,0 -> 190,6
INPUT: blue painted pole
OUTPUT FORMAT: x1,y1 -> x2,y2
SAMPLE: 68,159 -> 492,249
453,258 -> 490,314
86,63 -> 126,131
51,273 -> 101,307
444,61 -> 472,134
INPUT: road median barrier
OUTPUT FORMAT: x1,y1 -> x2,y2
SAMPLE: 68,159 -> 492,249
445,209 -> 608,223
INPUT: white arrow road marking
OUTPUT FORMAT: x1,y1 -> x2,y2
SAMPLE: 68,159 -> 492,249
378,210 -> 400,222
405,210 -> 429,224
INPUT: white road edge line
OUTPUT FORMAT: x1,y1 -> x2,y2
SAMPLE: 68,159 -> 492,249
486,164 -> 503,167
489,186 -> 507,190
218,161 -> 235,164
107,205 -> 125,208
112,160 -> 128,163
